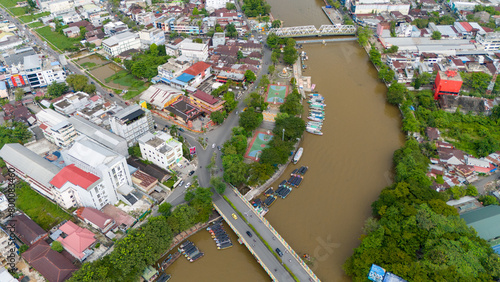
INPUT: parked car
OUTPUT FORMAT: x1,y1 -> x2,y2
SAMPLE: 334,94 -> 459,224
275,248 -> 283,257
109,93 -> 114,97
185,182 -> 191,188
212,143 -> 216,149
178,127 -> 185,132
178,180 -> 184,187
246,231 -> 252,237
189,170 -> 195,176
217,146 -> 221,151
125,101 -> 130,105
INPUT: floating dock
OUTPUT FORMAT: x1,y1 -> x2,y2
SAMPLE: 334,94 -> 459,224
179,241 -> 204,262
207,221 -> 233,250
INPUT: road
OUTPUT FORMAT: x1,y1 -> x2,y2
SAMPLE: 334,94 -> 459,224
473,170 -> 500,194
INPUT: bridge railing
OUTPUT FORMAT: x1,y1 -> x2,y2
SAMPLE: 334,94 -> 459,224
268,25 -> 356,37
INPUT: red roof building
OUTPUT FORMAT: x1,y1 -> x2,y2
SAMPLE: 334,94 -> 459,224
56,221 -> 96,261
50,164 -> 100,190
189,89 -> 225,114
433,70 -> 463,100
7,214 -> 47,246
76,207 -> 116,234
22,240 -> 77,282
184,61 -> 212,76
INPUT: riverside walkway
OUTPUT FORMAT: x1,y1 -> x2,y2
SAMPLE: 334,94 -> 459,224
214,189 -> 320,281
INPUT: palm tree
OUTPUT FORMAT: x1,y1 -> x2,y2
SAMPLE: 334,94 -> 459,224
170,125 -> 178,136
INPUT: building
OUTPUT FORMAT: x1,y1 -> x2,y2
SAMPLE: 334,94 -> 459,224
139,28 -> 165,49
460,205 -> 500,242
131,170 -> 158,194
138,131 -> 183,170
36,109 -> 77,147
477,32 -> 500,51
22,240 -> 77,282
346,0 -> 410,15
206,0 -> 231,10
48,0 -> 73,14
140,84 -> 184,108
53,92 -> 91,116
7,214 -> 47,246
212,32 -> 226,47
62,26 -> 80,38
76,207 -> 116,233
0,143 -> 61,199
103,21 -> 128,35
180,61 -> 212,88
56,221 -> 95,261
156,57 -> 190,84
68,116 -> 129,157
109,104 -> 154,145
62,138 -> 133,206
0,228 -> 18,268
0,267 -> 17,282
433,70 -> 463,100
0,81 -> 7,99
178,38 -> 208,62
189,89 -> 225,114
102,31 -> 141,57
0,32 -> 22,51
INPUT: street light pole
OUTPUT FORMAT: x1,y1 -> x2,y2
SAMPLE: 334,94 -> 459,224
282,128 -> 285,141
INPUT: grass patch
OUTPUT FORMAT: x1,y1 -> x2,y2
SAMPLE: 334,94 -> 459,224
15,181 -> 73,230
36,26 -> 81,52
9,6 -> 27,16
19,11 -> 50,23
28,21 -> 44,28
123,83 -> 149,100
80,62 -> 97,69
283,264 -> 300,282
0,0 -> 21,8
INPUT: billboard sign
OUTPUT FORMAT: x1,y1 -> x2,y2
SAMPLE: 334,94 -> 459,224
368,264 -> 386,282
189,146 -> 196,155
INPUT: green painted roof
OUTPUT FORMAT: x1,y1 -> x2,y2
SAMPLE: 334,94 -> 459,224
460,205 -> 500,241
142,265 -> 158,280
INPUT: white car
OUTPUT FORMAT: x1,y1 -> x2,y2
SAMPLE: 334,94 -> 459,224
185,182 -> 191,188
212,143 -> 216,149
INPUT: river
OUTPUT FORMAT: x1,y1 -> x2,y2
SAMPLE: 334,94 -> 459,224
166,1 -> 404,281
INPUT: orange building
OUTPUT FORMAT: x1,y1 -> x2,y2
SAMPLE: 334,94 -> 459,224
189,89 -> 225,114
433,70 -> 463,100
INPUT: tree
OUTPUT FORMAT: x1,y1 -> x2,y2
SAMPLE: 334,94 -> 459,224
239,107 -> 263,131
431,31 -> 442,40
266,33 -> 280,49
83,84 -> 96,94
378,65 -> 395,83
386,82 -> 407,105
47,81 -> 69,98
51,241 -> 64,252
19,245 -> 29,254
192,7 -> 199,15
226,2 -> 236,10
210,111 -> 225,125
225,23 -> 238,38
283,39 -> 298,65
14,88 -> 24,101
128,144 -> 142,157
223,91 -> 238,112
158,202 -> 172,217
479,195 -> 499,206
210,176 -> 226,194
248,162 -> 275,185
357,26 -> 373,47
268,65 -> 275,75
66,74 -> 89,92
465,185 -> 478,197
271,20 -> 281,28
244,70 -> 257,83
385,45 -> 399,53
237,50 -> 244,60
273,114 -> 305,141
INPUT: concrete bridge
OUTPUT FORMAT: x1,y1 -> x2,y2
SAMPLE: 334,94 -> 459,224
213,189 -> 320,281
268,25 -> 356,37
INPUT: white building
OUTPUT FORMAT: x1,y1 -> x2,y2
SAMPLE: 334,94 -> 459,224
477,32 -> 500,51
212,32 -> 226,47
139,28 -> 166,49
50,164 -> 113,210
48,0 -> 73,14
206,0 -> 232,10
36,109 -> 78,147
103,21 -> 128,35
346,0 -> 410,15
178,38 -> 208,62
109,104 -> 154,145
53,91 -> 91,116
63,137 -> 134,206
0,228 -> 19,268
102,31 -> 141,56
138,131 -> 183,169
157,57 -> 190,84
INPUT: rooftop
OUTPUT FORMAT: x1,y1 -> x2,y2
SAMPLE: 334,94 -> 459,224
76,207 -> 114,230
7,214 -> 46,246
460,205 -> 500,241
102,31 -> 138,47
50,164 -> 100,190
192,89 -> 221,105
113,104 -> 145,122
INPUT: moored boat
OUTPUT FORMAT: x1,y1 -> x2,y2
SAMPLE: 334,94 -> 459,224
306,128 -> 323,135
293,147 -> 303,164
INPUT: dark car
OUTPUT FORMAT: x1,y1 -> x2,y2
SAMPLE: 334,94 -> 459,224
109,93 -> 114,97
246,231 -> 252,237
217,146 -> 221,151
189,170 -> 195,176
275,248 -> 283,257
178,127 -> 185,132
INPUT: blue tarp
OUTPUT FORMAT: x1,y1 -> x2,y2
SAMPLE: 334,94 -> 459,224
51,61 -> 60,66
176,73 -> 195,83
493,244 -> 500,255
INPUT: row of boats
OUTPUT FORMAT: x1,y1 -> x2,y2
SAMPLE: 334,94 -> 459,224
207,221 -> 233,250
307,93 -> 325,136
178,241 -> 204,262
262,166 -> 309,205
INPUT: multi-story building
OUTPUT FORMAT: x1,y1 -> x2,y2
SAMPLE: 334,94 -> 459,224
212,32 -> 226,47
36,109 -> 78,148
0,143 -> 61,199
169,17 -> 200,35
68,116 -> 129,156
189,89 -> 225,114
433,70 -> 463,100
102,31 -> 141,57
62,137 -> 133,205
109,104 -> 154,145
138,131 -> 183,170
53,92 -> 91,116
48,0 -> 73,14
345,0 -> 410,15
178,38 -> 208,62
477,32 -> 500,51
103,21 -> 128,35
157,57 -> 190,84
139,28 -> 166,49
50,164 -> 114,210
206,0 -> 232,10
0,228 -> 18,268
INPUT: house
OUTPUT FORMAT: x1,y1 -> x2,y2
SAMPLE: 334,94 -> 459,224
22,240 -> 77,282
131,170 -> 158,194
156,57 -> 191,84
433,70 -> 462,100
139,28 -> 165,49
439,95 -> 494,116
179,61 -> 212,88
76,207 -> 116,234
102,31 -> 141,57
189,89 -> 225,114
466,157 -> 496,174
426,127 -> 440,141
138,131 -> 183,170
7,214 -> 47,246
127,157 -> 172,182
437,147 -> 465,165
62,26 -> 80,38
206,0 -> 231,10
101,204 -> 135,231
56,221 -> 96,262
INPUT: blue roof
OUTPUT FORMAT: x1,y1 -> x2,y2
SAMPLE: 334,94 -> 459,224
50,61 -> 60,66
176,73 -> 195,83
0,81 -> 6,90
493,244 -> 500,255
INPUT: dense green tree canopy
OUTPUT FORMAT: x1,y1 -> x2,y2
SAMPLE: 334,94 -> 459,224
47,81 -> 68,98
239,107 -> 263,132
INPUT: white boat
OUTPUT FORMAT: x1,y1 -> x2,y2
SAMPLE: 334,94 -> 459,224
306,128 -> 323,135
308,116 -> 323,122
293,147 -> 303,164
309,93 -> 323,98
307,125 -> 321,130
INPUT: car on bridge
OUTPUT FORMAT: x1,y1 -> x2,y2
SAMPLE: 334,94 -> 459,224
232,213 -> 238,220
275,248 -> 283,257
246,231 -> 252,237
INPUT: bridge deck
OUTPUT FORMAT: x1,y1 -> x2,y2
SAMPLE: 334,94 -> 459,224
269,24 -> 356,38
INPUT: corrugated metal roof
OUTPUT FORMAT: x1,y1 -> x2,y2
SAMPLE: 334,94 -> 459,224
460,205 -> 500,241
